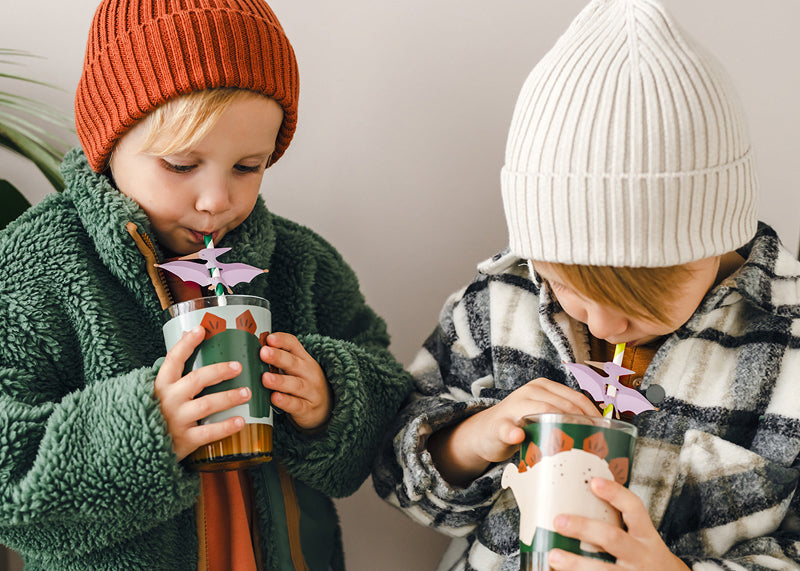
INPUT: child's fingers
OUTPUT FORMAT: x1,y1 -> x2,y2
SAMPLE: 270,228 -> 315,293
179,361 -> 242,400
548,545 -> 616,570
264,332 -> 307,355
259,333 -> 330,429
552,480 -> 685,570
264,371 -> 331,423
590,478 -> 653,539
508,389 -> 585,419
156,326 -> 205,387
503,425 -> 526,446
262,368 -> 326,403
185,415 -> 246,450
532,379 -> 601,416
265,369 -> 332,429
178,387 -> 251,426
523,378 -> 601,417
260,333 -> 313,375
260,345 -> 300,376
552,512 -> 632,562
262,369 -> 305,397
270,389 -> 304,416
270,389 -> 328,429
159,362 -> 242,413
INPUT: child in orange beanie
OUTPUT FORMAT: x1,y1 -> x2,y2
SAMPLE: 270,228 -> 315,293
0,1 -> 411,569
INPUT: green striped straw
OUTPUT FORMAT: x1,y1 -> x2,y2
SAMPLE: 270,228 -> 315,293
204,234 -> 225,297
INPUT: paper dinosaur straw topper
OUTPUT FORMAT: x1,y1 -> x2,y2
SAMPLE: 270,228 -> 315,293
156,235 -> 268,296
564,343 -> 655,418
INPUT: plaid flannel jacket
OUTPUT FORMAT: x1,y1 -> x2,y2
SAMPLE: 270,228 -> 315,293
373,223 -> 800,570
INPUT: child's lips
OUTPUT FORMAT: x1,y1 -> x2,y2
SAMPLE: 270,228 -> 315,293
189,229 -> 218,243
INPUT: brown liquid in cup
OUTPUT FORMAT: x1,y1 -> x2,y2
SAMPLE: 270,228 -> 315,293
185,423 -> 273,471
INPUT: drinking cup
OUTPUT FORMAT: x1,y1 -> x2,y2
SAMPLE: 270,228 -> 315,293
163,295 -> 273,471
501,413 -> 637,570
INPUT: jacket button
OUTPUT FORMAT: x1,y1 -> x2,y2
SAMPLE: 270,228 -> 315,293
645,384 -> 666,405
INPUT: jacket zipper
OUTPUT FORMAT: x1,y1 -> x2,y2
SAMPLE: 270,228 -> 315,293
125,222 -> 174,310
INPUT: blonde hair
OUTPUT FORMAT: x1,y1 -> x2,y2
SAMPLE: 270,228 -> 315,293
533,261 -> 694,326
136,88 -> 267,157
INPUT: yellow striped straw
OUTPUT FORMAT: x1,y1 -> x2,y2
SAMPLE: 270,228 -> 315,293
613,342 -> 626,365
603,343 -> 626,418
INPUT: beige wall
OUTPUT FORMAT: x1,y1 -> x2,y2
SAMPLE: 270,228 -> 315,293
2,1 -> 798,569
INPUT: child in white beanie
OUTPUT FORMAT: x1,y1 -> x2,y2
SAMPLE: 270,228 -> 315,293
373,0 -> 800,569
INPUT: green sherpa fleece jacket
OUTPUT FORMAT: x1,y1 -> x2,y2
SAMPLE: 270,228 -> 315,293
0,148 -> 413,570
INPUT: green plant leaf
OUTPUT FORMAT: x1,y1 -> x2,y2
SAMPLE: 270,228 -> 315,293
0,119 -> 63,161
0,48 -> 72,192
0,179 -> 32,230
0,106 -> 73,155
0,72 -> 65,91
0,48 -> 41,56
0,109 -> 65,152
0,94 -> 72,124
0,126 -> 64,190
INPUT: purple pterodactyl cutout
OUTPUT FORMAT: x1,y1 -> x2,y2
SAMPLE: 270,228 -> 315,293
156,246 -> 267,292
564,361 -> 655,415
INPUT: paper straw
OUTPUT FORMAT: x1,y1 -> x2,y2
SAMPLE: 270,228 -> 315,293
204,234 -> 225,298
613,342 -> 626,365
602,343 -> 626,418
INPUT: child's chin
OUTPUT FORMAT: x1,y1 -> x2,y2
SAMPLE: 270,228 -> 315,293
628,335 -> 664,347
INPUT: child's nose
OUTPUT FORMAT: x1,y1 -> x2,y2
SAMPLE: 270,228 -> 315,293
195,179 -> 232,214
585,304 -> 628,341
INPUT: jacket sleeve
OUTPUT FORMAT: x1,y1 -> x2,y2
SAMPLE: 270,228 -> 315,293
371,280 -> 509,538
680,506 -> 800,571
0,208 -> 200,560
0,356 -> 199,557
659,429 -> 800,570
270,235 -> 413,498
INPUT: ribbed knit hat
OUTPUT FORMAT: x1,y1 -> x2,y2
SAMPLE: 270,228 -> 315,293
501,0 -> 758,267
75,0 -> 299,173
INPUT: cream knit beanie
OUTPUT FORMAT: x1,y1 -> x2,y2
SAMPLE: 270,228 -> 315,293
501,0 -> 758,267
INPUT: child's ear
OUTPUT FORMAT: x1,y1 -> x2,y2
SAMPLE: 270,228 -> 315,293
104,155 -> 117,187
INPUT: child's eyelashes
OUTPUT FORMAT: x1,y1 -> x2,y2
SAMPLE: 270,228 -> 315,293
159,159 -> 265,174
161,159 -> 196,173
233,163 -> 265,174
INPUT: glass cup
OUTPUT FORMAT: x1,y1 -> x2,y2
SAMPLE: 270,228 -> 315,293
163,295 -> 274,471
501,413 -> 637,570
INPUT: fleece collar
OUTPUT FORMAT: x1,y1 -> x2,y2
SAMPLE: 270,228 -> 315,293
60,148 -> 277,317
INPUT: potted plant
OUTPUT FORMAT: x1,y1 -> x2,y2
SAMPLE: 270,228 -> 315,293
1,48 -> 73,230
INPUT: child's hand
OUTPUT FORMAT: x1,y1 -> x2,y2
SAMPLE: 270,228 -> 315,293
548,478 -> 690,570
470,377 -> 601,464
154,326 -> 252,462
260,333 -> 332,432
429,378 -> 600,486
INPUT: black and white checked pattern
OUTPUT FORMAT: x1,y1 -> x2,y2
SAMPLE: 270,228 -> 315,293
374,223 -> 800,570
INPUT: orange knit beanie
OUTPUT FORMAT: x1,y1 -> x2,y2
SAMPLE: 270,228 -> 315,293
75,0 -> 299,173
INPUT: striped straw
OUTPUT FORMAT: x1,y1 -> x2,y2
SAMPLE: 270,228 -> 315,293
613,342 -> 626,365
602,343 -> 626,418
204,234 -> 225,297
